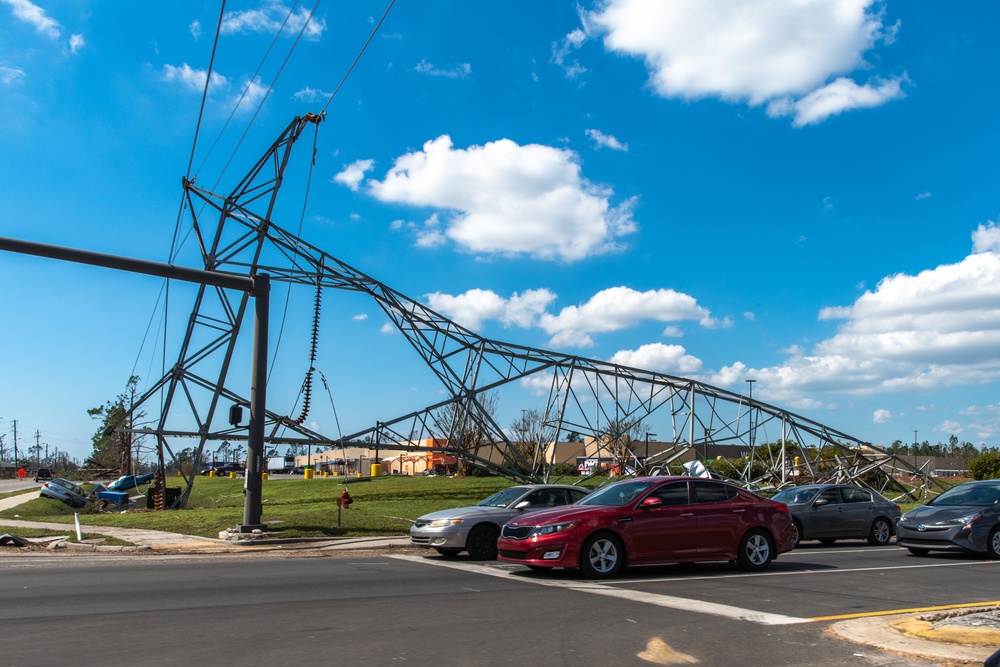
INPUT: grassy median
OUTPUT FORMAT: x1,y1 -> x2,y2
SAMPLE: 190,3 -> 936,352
0,475 -> 521,539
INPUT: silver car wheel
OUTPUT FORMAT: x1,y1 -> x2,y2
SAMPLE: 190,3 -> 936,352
745,533 -> 770,565
588,537 -> 619,574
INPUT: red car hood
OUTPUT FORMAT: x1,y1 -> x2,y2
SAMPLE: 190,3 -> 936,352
504,504 -> 620,527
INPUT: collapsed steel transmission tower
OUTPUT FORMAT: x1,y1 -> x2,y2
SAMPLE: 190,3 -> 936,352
128,115 -> 931,507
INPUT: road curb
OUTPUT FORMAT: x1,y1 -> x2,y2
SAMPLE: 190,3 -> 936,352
830,611 -> 998,665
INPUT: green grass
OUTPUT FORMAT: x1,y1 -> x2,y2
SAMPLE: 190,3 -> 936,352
0,475 -> 523,539
0,487 -> 38,502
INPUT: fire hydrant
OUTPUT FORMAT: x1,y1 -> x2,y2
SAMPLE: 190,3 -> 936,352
340,489 -> 353,509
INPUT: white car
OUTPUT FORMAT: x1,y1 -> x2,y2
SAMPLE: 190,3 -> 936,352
39,478 -> 88,508
409,484 -> 590,560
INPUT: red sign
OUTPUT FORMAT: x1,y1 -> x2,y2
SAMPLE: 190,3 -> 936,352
16,467 -> 27,479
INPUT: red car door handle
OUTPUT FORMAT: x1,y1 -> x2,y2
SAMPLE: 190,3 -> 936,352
681,512 -> 695,517
732,509 -> 745,513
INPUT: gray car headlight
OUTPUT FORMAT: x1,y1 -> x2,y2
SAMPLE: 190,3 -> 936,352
428,518 -> 463,528
529,521 -> 577,537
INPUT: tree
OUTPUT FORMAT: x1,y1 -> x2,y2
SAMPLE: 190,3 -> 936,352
969,451 -> 1000,480
86,376 -> 146,474
507,409 -> 557,475
432,391 -> 500,476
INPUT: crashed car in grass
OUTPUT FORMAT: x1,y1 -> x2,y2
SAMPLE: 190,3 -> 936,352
39,478 -> 88,508
107,473 -> 156,492
896,479 -> 1000,558
410,484 -> 591,560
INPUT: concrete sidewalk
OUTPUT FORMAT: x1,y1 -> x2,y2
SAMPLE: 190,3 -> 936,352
0,487 -> 410,553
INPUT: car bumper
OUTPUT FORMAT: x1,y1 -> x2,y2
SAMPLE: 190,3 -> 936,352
896,525 -> 982,554
497,537 -> 579,568
409,526 -> 470,550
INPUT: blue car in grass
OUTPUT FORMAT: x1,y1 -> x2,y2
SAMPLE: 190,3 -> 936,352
107,473 -> 156,492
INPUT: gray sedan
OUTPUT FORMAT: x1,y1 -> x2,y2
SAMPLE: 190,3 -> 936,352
897,479 -> 1000,558
409,484 -> 590,560
771,483 -> 901,546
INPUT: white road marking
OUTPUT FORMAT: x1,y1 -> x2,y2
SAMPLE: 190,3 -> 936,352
389,555 -> 810,626
610,557 -> 999,585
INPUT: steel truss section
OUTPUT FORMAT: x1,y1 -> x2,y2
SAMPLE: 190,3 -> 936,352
126,115 -> 935,506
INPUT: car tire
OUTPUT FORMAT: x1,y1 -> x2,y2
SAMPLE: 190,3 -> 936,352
434,548 -> 462,558
988,527 -> 1000,560
791,520 -> 803,547
907,547 -> 930,557
867,517 -> 893,546
466,524 -> 500,560
580,532 -> 624,579
737,529 -> 774,571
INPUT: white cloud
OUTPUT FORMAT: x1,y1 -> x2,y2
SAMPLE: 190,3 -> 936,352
229,77 -> 268,114
221,4 -> 326,41
873,409 -> 892,424
586,0 -> 905,125
67,33 -> 84,55
724,225 -> 1000,401
538,286 -> 718,348
768,76 -> 904,126
552,28 -> 588,77
425,288 -> 556,331
415,60 -> 471,78
190,20 -> 202,40
293,86 -> 331,103
352,313 -> 368,321
936,420 -> 962,435
972,220 -> 1000,254
609,343 -> 702,374
334,159 -> 374,191
916,191 -> 932,201
379,322 -> 395,334
0,66 -> 26,85
662,325 -> 684,338
162,63 -> 228,93
366,135 -> 637,262
3,0 -> 60,40
585,128 -> 628,151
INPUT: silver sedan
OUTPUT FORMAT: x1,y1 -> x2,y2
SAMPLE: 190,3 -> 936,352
409,484 -> 590,560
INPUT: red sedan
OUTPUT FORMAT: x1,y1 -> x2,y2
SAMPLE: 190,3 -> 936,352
497,476 -> 794,578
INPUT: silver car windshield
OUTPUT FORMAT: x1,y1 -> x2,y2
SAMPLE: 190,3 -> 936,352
477,487 -> 529,508
930,483 -> 1000,507
577,481 -> 655,507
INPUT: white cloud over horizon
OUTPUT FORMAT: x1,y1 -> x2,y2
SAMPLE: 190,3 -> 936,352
583,0 -> 905,126
722,221 -> 1000,403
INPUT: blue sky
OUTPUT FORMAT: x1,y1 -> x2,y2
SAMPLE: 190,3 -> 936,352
1,1 -> 999,464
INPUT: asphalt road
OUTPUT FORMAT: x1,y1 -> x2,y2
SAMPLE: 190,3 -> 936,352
4,542 -> 995,666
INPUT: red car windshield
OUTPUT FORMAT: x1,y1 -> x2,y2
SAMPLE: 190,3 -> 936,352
576,481 -> 655,507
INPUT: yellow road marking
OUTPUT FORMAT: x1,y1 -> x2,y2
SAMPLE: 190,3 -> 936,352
811,600 -> 1000,621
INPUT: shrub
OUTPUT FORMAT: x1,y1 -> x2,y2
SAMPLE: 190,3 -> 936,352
969,451 -> 1000,480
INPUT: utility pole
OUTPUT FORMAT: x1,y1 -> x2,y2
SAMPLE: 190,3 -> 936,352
35,430 -> 41,467
13,419 -> 18,468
